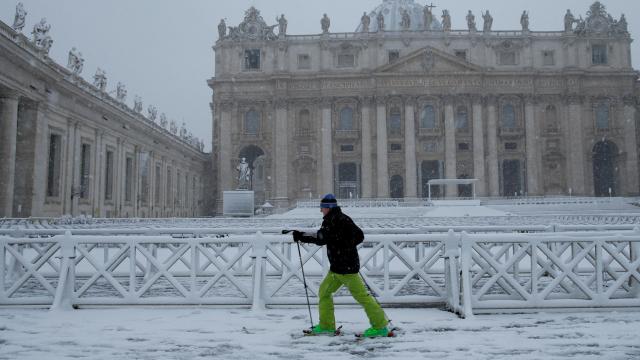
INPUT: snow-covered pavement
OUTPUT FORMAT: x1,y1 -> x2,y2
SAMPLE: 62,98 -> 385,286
1,307 -> 639,359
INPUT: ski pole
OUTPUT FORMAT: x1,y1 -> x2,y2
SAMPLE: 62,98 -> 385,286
283,230 -> 315,330
297,240 -> 315,330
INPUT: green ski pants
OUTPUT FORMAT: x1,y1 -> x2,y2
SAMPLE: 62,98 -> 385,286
318,271 -> 387,330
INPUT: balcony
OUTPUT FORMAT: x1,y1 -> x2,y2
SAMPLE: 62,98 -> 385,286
498,127 -> 524,137
418,128 -> 442,137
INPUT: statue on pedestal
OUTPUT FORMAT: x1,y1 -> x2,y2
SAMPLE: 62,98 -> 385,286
180,122 -> 187,138
423,5 -> 434,30
321,14 -> 330,33
377,12 -> 385,32
160,113 -> 168,129
116,82 -> 127,102
133,96 -> 143,113
236,158 -> 252,190
564,9 -> 575,32
93,68 -> 107,92
361,12 -> 370,32
466,10 -> 477,32
218,19 -> 227,39
13,2 -> 27,32
147,105 -> 157,121
441,10 -> 451,32
400,9 -> 411,30
32,18 -> 53,54
170,120 -> 178,135
520,11 -> 530,31
482,11 -> 493,32
277,14 -> 287,36
67,47 -> 84,75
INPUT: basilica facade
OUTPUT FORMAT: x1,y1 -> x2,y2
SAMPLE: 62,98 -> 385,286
210,1 -> 640,211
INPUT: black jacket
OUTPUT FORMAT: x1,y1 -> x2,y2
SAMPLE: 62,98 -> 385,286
300,207 -> 364,274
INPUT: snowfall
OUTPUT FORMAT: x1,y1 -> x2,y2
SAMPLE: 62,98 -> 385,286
1,198 -> 640,359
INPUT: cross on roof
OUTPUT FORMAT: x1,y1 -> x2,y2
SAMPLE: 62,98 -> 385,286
426,3 -> 437,11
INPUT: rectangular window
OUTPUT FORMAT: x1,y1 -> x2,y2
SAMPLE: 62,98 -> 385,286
46,133 -> 62,197
104,150 -> 114,201
391,143 -> 402,151
458,143 -> 470,151
125,156 -> 133,203
592,45 -> 607,65
80,144 -> 91,199
337,54 -> 355,68
388,50 -> 400,64
297,54 -> 311,69
154,164 -> 161,204
166,167 -> 172,207
340,144 -> 354,152
499,51 -> 516,65
542,50 -> 555,66
244,49 -> 261,70
454,50 -> 467,61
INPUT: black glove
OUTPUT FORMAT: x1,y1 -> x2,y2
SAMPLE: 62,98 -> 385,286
292,230 -> 304,242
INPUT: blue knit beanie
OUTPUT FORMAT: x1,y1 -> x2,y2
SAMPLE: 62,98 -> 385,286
320,193 -> 338,208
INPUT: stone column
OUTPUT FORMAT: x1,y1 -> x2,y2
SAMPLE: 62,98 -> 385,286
219,102 -> 233,197
0,92 -> 19,217
486,96 -> 500,196
30,103 -> 48,216
133,145 -> 140,217
472,96 -> 487,196
567,95 -> 586,195
404,98 -> 417,198
623,96 -> 639,195
274,99 -> 289,207
360,97 -> 373,198
443,97 -> 457,197
63,120 -> 76,215
376,98 -> 389,197
524,96 -> 540,195
94,129 -> 104,217
115,138 -> 123,217
70,122 -> 81,216
320,99 -> 333,195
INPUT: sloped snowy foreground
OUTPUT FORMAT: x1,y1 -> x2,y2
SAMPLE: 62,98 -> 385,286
0,307 -> 639,359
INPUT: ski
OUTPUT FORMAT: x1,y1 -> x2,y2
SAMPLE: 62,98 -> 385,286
301,325 -> 343,337
354,327 -> 399,339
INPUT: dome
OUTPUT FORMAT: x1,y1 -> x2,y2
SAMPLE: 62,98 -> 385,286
355,0 -> 442,32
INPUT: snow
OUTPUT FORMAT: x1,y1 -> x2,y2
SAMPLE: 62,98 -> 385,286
1,307 -> 639,359
268,205 -> 509,219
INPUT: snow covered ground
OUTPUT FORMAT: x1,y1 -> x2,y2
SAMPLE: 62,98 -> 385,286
1,307 -> 639,359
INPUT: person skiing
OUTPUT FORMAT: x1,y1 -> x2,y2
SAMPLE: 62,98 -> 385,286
291,194 -> 389,338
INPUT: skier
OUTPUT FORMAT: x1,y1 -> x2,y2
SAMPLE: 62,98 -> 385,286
291,194 -> 389,338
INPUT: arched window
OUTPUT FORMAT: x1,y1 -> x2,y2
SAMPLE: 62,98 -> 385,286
455,106 -> 468,129
339,106 -> 354,130
420,105 -> 436,129
389,106 -> 402,134
545,105 -> 557,130
502,103 -> 516,128
595,102 -> 609,129
298,109 -> 311,132
244,110 -> 260,134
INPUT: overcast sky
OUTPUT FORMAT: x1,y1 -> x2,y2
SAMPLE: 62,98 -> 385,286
2,0 -> 639,152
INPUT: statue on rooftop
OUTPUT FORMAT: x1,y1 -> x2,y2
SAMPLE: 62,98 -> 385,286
277,14 -> 287,36
180,122 -> 188,138
321,14 -> 330,33
424,5 -> 434,30
361,12 -> 371,32
147,105 -> 157,121
160,113 -> 168,129
32,18 -> 53,54
93,68 -> 107,92
116,82 -> 127,102
133,96 -> 143,113
520,11 -> 530,31
466,10 -> 477,32
377,12 -> 385,32
564,9 -> 575,32
400,9 -> 411,30
218,19 -> 227,40
441,10 -> 451,32
13,2 -> 27,32
482,10 -> 493,33
67,47 -> 84,75
170,120 -> 178,135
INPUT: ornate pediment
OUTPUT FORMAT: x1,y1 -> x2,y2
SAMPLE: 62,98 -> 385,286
225,7 -> 278,41
374,46 -> 483,74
